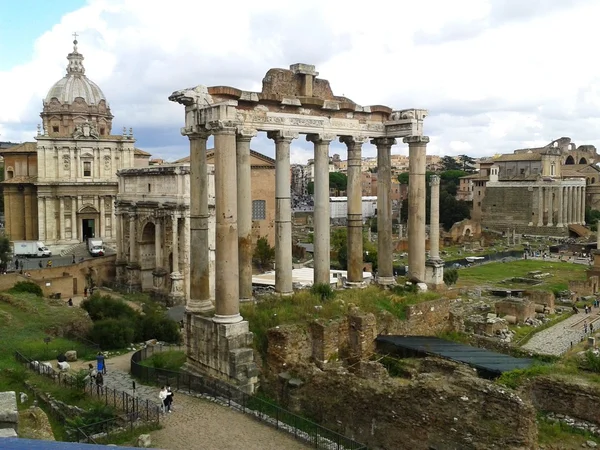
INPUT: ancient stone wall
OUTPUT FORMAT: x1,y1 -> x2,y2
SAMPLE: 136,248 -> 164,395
525,290 -> 555,312
380,298 -> 454,336
283,361 -> 537,450
569,277 -> 598,298
482,186 -> 534,230
495,299 -> 536,322
526,376 -> 600,425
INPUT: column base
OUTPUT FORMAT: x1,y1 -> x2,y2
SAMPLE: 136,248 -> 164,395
345,281 -> 367,289
168,271 -> 185,306
186,299 -> 215,314
425,259 -> 445,289
274,291 -> 294,297
240,297 -> 256,303
213,313 -> 243,324
556,223 -> 564,227
377,276 -> 396,286
185,315 -> 259,394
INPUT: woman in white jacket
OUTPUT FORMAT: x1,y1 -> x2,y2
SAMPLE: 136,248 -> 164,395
159,386 -> 170,413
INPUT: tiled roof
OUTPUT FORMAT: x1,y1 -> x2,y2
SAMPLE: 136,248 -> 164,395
0,142 -> 37,154
134,148 -> 151,156
493,153 -> 542,162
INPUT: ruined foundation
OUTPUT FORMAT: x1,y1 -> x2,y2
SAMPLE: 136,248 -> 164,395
185,314 -> 259,394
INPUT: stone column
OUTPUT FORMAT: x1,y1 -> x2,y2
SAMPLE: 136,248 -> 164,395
99,197 -> 106,237
567,186 -> 572,224
372,137 -> 396,285
307,133 -> 335,286
580,186 -> 585,225
71,197 -> 78,240
213,123 -> 242,324
556,186 -> 564,227
129,214 -> 137,264
537,186 -> 544,226
404,136 -> 429,283
563,187 -> 568,225
236,128 -> 257,301
575,187 -> 581,225
169,214 -> 184,305
115,212 -> 122,260
340,135 -> 367,286
39,198 -> 46,241
59,197 -> 65,241
187,132 -> 213,313
155,219 -> 162,268
429,175 -> 441,260
547,187 -> 553,227
268,130 -> 298,296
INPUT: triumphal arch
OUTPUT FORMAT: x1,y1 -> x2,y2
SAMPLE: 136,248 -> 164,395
170,63 -> 429,392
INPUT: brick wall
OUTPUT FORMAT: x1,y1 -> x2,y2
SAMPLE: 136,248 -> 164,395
482,186 -> 534,230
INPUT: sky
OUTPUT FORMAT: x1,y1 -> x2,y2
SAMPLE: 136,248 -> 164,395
1,0 -> 600,164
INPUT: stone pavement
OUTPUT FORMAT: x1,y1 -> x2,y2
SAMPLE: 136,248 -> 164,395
98,355 -> 309,450
521,310 -> 600,356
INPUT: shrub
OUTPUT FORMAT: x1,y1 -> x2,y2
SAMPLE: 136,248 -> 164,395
89,318 -> 135,350
10,281 -> 43,297
444,268 -> 459,286
137,314 -> 182,344
141,351 -> 186,371
580,350 -> 600,373
311,283 -> 335,301
81,294 -> 138,321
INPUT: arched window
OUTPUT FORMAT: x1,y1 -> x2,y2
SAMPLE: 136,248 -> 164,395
579,157 -> 588,164
565,156 -> 575,165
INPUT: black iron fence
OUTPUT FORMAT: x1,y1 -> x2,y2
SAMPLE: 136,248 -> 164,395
132,345 -> 367,450
14,350 -> 161,443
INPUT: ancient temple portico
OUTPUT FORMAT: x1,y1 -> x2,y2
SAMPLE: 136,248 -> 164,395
169,63 -> 428,392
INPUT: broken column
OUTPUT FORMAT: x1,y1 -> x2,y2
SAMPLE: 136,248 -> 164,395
373,137 -> 396,286
404,136 -> 429,283
425,175 -> 444,289
341,135 -> 366,286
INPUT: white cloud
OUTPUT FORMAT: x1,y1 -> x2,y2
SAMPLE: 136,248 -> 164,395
1,0 -> 600,164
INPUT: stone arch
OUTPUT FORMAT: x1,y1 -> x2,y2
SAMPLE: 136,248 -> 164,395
592,177 -> 596,184
565,155 -> 575,165
463,226 -> 472,237
579,157 -> 588,164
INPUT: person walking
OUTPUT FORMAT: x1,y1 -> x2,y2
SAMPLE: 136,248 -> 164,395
591,322 -> 595,334
95,371 -> 104,395
72,254 -> 76,264
166,385 -> 174,412
584,320 -> 588,335
159,386 -> 170,414
96,352 -> 107,374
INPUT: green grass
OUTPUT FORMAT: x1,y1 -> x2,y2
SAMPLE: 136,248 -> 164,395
456,259 -> 587,290
496,364 -> 555,389
537,414 -> 600,446
139,351 -> 186,371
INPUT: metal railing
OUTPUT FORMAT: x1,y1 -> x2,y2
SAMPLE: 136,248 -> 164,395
14,350 -> 161,438
131,345 -> 367,450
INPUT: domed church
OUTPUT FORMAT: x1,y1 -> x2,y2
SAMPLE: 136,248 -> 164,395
1,37 -> 150,245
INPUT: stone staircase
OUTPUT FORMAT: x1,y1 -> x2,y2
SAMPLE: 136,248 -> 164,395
59,242 -> 88,257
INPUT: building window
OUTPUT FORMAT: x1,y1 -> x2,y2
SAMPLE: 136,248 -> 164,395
478,202 -> 481,206
83,161 -> 92,177
52,126 -> 59,133
100,127 -> 105,135
148,183 -> 151,192
252,200 -> 266,220
520,168 -> 525,175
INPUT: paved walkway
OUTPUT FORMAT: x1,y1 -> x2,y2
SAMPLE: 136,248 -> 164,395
521,311 -> 600,355
89,353 -> 309,450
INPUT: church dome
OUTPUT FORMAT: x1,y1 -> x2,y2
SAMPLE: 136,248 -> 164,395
43,38 -> 107,106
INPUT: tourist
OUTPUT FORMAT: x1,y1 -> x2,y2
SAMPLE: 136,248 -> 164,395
88,363 -> 97,383
46,260 -> 52,268
166,385 -> 174,412
96,352 -> 107,374
591,323 -> 595,334
95,371 -> 104,394
84,287 -> 88,298
14,259 -> 19,270
67,298 -> 73,307
38,261 -> 42,268
584,320 -> 588,334
159,386 -> 170,413
72,254 -> 76,264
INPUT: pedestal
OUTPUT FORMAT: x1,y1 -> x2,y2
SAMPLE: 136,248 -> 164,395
425,259 -> 445,290
115,260 -> 128,285
184,314 -> 259,394
377,276 -> 396,287
126,264 -> 142,293
168,271 -> 185,306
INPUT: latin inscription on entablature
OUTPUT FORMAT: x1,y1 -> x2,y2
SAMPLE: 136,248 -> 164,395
266,116 -> 326,128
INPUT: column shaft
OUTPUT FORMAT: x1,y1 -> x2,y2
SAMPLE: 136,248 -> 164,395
100,196 -> 106,237
567,187 -> 573,224
115,212 -> 122,260
236,130 -> 256,301
373,137 -> 396,284
547,187 -> 553,226
71,197 -> 78,240
581,186 -> 587,224
214,126 -> 242,323
307,133 -> 335,286
39,198 -> 46,241
129,214 -> 137,263
404,136 -> 429,283
429,176 -> 441,259
340,136 -> 365,285
269,130 -> 297,295
155,219 -> 162,268
556,186 -> 564,227
187,132 -> 213,313
537,187 -> 544,226
59,197 -> 65,240
575,187 -> 581,225
172,215 -> 179,273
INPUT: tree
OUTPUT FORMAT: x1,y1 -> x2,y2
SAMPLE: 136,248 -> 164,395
307,181 -> 314,195
444,269 -> 459,286
252,237 -> 275,271
329,172 -> 347,195
458,155 -> 476,173
0,236 -> 10,272
440,156 -> 462,172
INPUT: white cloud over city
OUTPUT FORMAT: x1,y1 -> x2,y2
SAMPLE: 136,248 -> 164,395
1,0 -> 600,163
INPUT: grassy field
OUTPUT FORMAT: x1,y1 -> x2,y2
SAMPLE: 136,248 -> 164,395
456,259 -> 588,291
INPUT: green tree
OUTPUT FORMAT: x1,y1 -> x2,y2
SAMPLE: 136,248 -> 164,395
329,172 -> 347,194
397,172 -> 409,184
440,156 -> 462,171
444,268 -> 459,286
0,235 -> 10,272
253,236 -> 275,271
458,155 -> 476,173
331,228 -> 348,269
307,181 -> 314,195
585,207 -> 600,228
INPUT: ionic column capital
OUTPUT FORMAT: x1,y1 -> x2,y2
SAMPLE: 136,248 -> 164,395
236,127 -> 258,141
206,120 -> 238,134
403,135 -> 430,145
267,130 -> 298,143
339,135 -> 368,147
306,133 -> 336,144
371,137 -> 396,148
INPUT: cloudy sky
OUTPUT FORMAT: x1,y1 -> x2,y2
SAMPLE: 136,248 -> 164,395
1,0 -> 600,164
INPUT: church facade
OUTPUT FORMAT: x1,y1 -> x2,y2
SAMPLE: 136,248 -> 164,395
1,38 -> 149,245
